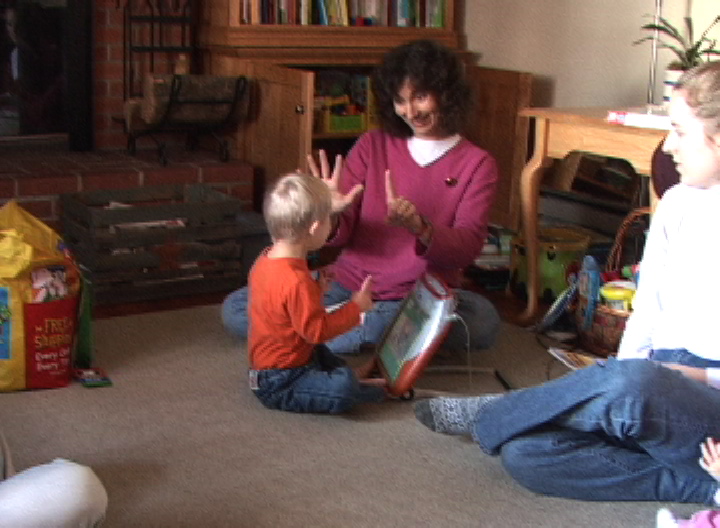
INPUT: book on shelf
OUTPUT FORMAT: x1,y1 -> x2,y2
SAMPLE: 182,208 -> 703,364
606,106 -> 671,131
349,0 -> 364,24
425,0 -> 443,27
277,0 -> 289,23
283,0 -> 300,23
415,0 -> 426,27
347,0 -> 388,26
336,0 -> 349,25
316,0 -> 329,24
242,0 -> 261,24
364,0 -> 387,25
230,0 -> 243,24
299,0 -> 310,24
325,0 -> 339,24
395,0 -> 413,27
260,0 -> 272,23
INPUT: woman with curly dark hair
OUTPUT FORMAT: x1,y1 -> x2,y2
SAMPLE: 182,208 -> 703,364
372,38 -> 470,138
223,39 -> 501,356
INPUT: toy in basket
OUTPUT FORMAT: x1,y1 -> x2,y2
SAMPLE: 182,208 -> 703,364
509,226 -> 590,303
574,208 -> 650,357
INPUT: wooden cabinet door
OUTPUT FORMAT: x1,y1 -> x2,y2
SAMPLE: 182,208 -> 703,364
241,62 -> 315,186
465,66 -> 533,231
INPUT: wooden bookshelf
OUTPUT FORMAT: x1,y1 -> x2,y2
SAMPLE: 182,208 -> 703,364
197,1 -> 532,230
204,0 -> 453,29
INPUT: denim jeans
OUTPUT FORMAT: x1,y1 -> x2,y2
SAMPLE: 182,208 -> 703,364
472,350 -> 720,504
221,280 -> 500,355
250,345 -> 385,414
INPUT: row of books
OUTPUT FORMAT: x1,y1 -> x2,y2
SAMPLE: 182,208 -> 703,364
236,0 -> 444,27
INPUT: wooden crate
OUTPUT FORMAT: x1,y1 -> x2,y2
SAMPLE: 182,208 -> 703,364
60,184 -> 269,305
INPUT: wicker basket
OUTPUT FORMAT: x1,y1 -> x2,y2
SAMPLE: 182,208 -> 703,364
575,207 -> 651,357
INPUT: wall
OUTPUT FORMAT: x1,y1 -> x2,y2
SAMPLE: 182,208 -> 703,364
463,0 -> 715,107
692,1 -> 720,52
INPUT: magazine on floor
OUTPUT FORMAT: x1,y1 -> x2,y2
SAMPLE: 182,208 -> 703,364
547,347 -> 607,370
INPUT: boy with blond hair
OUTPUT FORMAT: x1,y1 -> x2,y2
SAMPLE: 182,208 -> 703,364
247,173 -> 385,413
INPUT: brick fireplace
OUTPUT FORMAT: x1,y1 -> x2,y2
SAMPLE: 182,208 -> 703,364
0,1 -> 255,229
94,0 -> 180,150
94,0 -> 128,150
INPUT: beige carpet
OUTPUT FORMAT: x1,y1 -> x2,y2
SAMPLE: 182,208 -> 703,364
0,305 -> 698,527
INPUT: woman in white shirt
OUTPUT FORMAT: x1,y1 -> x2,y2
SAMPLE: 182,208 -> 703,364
414,61 -> 720,506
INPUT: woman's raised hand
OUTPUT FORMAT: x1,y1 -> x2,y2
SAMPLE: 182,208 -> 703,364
306,149 -> 363,214
700,437 -> 720,481
385,169 -> 423,234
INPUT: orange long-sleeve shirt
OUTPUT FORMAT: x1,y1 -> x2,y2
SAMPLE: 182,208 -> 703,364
248,250 -> 361,369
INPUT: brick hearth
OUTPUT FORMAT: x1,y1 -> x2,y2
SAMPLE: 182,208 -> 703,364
0,146 -> 257,232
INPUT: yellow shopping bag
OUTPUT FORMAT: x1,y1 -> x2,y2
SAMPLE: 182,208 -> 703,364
0,201 -> 82,391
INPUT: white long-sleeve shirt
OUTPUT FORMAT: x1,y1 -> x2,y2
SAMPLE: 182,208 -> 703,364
618,183 -> 720,386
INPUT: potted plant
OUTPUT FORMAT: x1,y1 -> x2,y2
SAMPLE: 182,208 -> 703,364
634,14 -> 720,70
635,14 -> 720,104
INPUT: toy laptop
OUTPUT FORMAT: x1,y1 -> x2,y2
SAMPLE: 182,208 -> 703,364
375,272 -> 457,398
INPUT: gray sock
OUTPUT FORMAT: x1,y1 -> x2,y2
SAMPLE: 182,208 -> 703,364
414,395 -> 502,435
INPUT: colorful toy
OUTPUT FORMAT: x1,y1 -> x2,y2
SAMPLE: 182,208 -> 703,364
374,273 -> 457,399
510,227 -> 590,303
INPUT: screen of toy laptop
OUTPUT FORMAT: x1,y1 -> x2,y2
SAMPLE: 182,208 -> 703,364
376,276 -> 454,383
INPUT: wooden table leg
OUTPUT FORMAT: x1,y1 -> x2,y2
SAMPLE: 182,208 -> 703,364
519,117 -> 552,324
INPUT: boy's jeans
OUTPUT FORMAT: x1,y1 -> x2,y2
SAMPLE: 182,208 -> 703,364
250,345 -> 384,414
472,350 -> 720,504
222,281 -> 500,354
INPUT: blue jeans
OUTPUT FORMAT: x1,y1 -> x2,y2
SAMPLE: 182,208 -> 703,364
221,281 -> 500,354
472,350 -> 720,504
249,345 -> 384,414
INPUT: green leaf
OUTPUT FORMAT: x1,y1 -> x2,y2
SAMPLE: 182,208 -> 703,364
636,12 -> 720,69
684,17 -> 694,48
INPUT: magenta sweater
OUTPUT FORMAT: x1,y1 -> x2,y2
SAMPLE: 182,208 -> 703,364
329,129 -> 498,300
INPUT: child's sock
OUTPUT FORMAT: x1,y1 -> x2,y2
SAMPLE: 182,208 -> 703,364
656,508 -> 680,528
414,395 -> 502,435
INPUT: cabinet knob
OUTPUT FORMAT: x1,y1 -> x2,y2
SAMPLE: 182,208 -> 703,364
295,105 -> 305,115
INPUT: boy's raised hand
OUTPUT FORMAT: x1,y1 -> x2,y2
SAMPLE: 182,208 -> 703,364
316,267 -> 334,294
385,170 -> 423,234
351,276 -> 374,313
307,149 -> 363,214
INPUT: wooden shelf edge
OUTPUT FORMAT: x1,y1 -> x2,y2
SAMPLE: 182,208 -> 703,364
199,24 -> 459,50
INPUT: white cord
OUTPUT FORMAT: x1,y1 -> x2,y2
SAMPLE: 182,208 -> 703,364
430,312 -> 473,389
452,312 -> 473,389
419,312 -> 511,397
